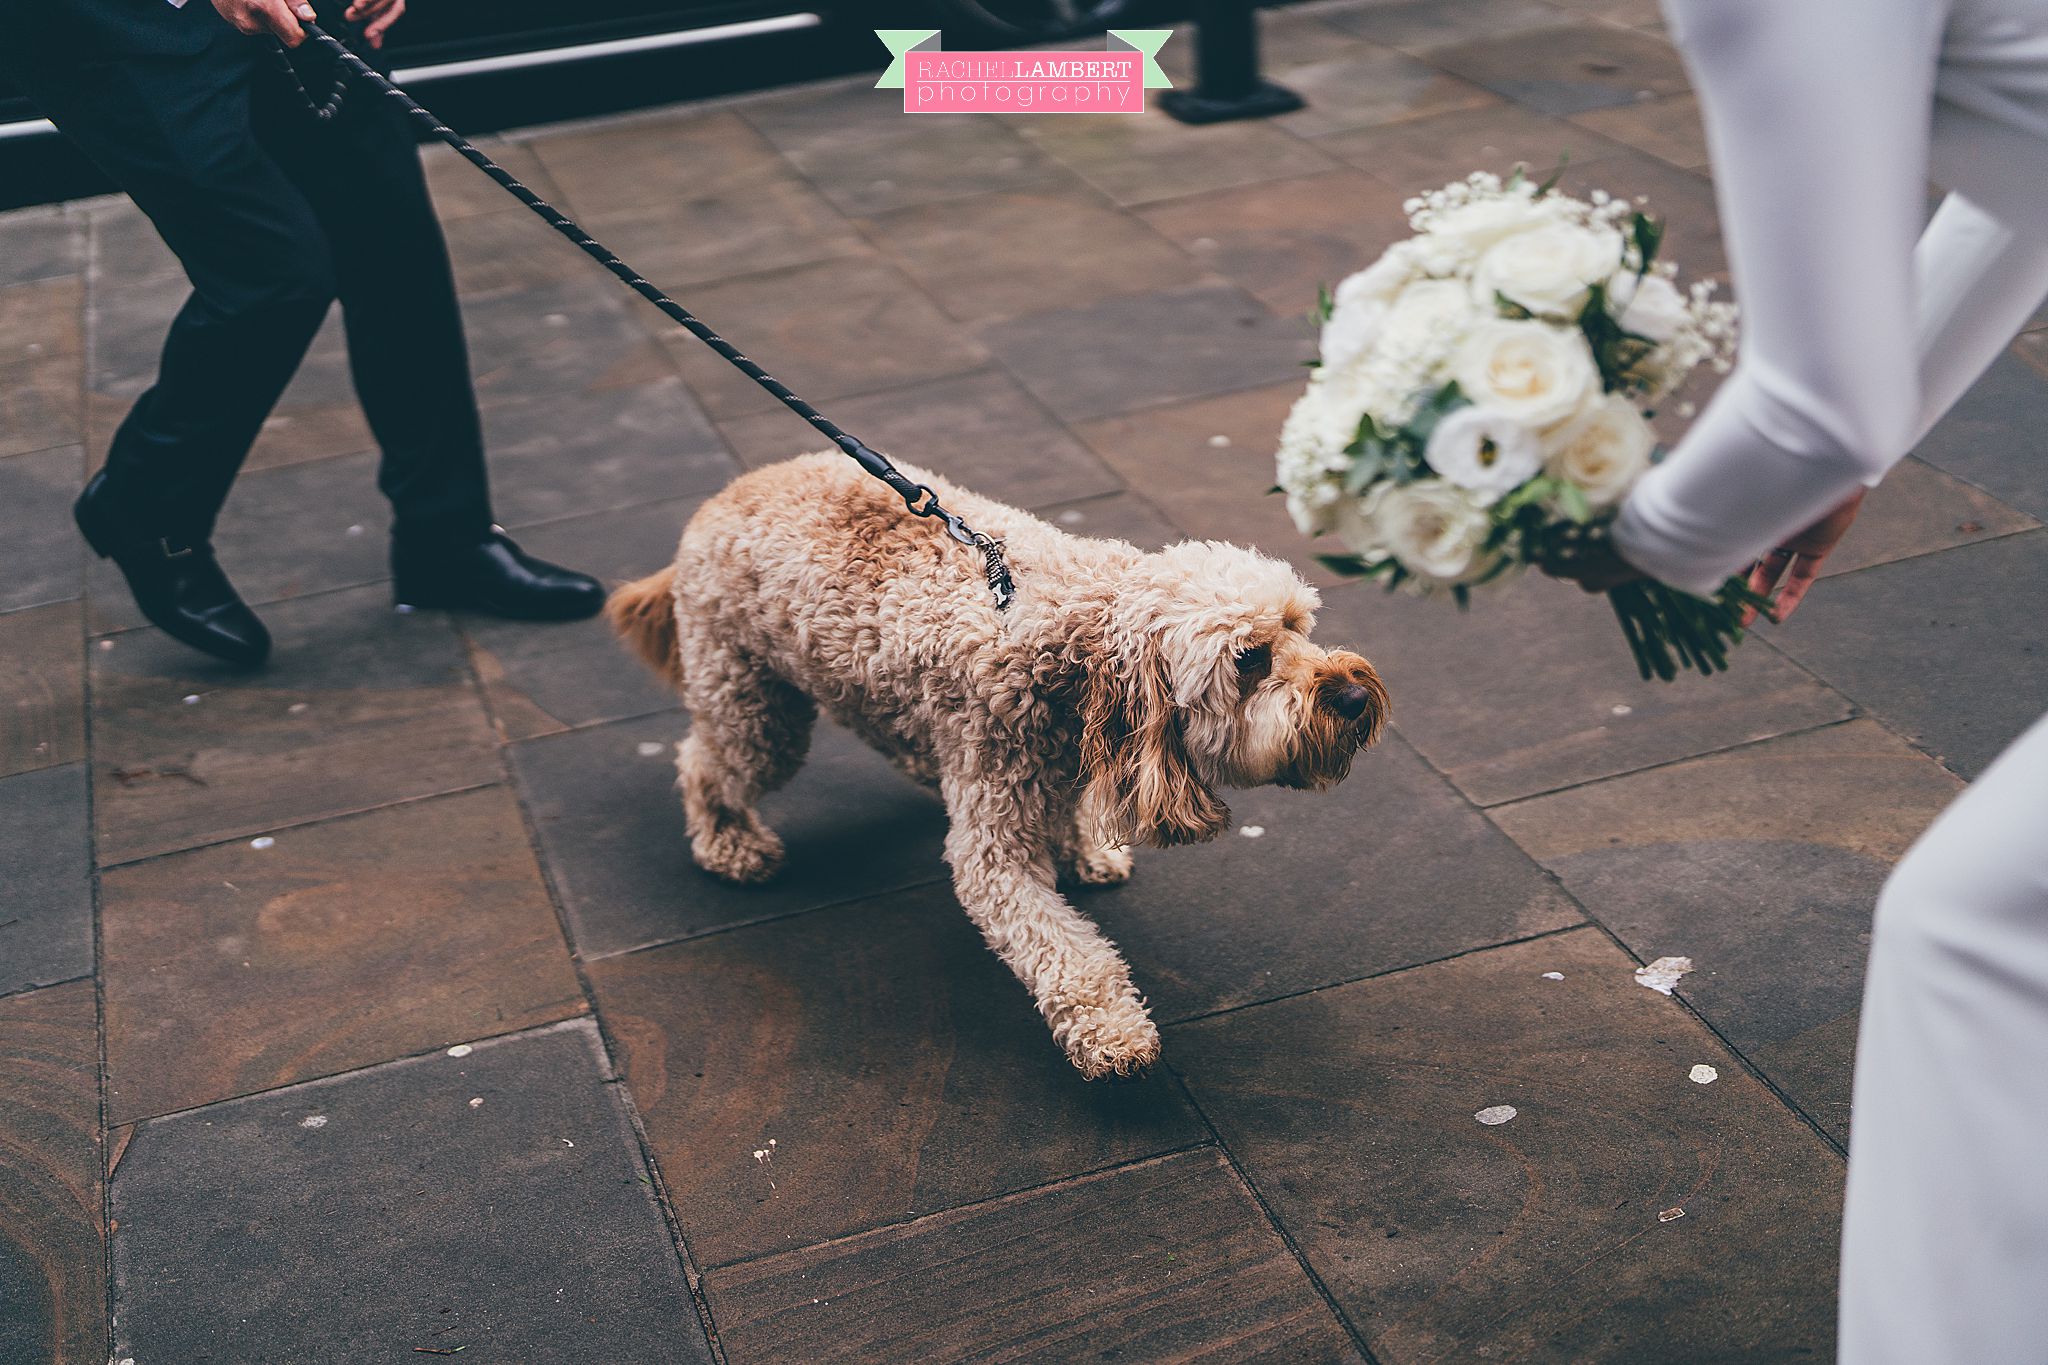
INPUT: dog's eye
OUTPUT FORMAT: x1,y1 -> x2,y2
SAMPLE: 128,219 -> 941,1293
1234,643 -> 1272,677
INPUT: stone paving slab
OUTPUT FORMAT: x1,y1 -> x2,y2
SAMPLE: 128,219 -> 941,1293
110,1019 -> 709,1363
99,785 -> 586,1124
1169,929 -> 1844,1363
1767,530 -> 2048,779
90,583 -> 500,864
1318,101 -> 1630,194
585,883 -> 1207,1268
855,183 -> 1204,325
1011,108 -> 1340,208
1315,578 -> 1851,807
0,445 -> 86,614
509,709 -> 948,959
1091,730 -> 1582,1022
1820,454 -> 2038,577
0,205 -> 84,287
0,276 -> 84,459
1569,91 -> 1710,171
1489,719 -> 1965,1142
1321,0 -> 1572,55
1428,21 -> 1692,115
0,599 -> 84,779
976,281 -> 1314,423
1907,350 -> 2048,522
714,368 -> 1126,511
703,1150 -> 1362,1364
0,980 -> 104,1365
0,764 -> 93,996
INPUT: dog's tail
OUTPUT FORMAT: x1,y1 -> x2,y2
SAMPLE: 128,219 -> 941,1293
606,569 -> 683,690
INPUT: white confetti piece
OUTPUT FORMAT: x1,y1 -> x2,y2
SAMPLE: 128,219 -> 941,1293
446,1044 -> 473,1057
249,837 -> 275,850
1634,955 -> 1694,995
1658,1206 -> 1686,1223
182,694 -> 200,705
1474,1105 -> 1518,1126
1191,236 -> 1219,251
299,1115 -> 327,1129
394,603 -> 415,614
1058,510 -> 1085,525
346,524 -> 364,536
1541,971 -> 1565,981
1610,704 -> 1633,716
1238,825 -> 1266,838
561,1138 -> 575,1147
1689,1065 -> 1719,1085
99,639 -> 115,651
288,702 -> 309,715
636,741 -> 667,758
469,1097 -> 484,1109
544,312 -> 569,326
1207,434 -> 1231,448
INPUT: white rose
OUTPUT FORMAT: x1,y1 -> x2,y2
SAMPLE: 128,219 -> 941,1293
1375,480 -> 1494,583
1452,319 -> 1602,430
1287,491 -> 1337,538
1320,242 -> 1422,371
1420,195 -> 1547,267
1473,222 -> 1623,318
1332,483 -> 1391,559
1379,278 -> 1478,359
1610,271 -> 1688,342
1423,406 -> 1544,505
1543,393 -> 1655,507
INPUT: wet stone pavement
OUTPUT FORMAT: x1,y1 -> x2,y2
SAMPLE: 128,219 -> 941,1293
2,0 -> 2044,1359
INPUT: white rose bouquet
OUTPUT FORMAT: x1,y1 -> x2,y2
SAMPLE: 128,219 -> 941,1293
1276,168 -> 1753,680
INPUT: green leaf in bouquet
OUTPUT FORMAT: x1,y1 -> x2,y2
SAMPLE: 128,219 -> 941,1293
1399,381 -> 1471,448
1554,480 -> 1594,524
1344,447 -> 1392,494
1451,583 -> 1472,610
1505,164 -> 1527,192
1493,290 -> 1535,321
1301,359 -> 1322,369
1312,282 -> 1335,327
1265,485 -> 1284,496
1315,552 -> 1376,577
1534,152 -> 1569,199
1632,212 -> 1664,277
1579,282 -> 1658,393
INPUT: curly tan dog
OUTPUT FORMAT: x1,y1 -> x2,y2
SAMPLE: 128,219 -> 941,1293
609,453 -> 1387,1079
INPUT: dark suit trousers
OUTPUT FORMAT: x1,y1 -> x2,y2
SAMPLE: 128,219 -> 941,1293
2,6 -> 493,543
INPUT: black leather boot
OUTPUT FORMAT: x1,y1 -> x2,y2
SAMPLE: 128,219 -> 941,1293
74,471 -> 271,668
391,529 -> 604,621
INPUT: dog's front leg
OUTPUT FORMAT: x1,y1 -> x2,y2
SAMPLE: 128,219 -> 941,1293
942,776 -> 1159,1079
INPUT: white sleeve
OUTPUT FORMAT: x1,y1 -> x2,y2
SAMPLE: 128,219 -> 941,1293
1611,0 -> 1944,595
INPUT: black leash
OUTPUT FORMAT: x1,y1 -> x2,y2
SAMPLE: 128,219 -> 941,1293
272,24 -> 1016,611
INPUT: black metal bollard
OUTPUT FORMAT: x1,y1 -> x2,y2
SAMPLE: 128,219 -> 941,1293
1159,0 -> 1305,125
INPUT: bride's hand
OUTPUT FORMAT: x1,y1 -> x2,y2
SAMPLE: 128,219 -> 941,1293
1741,490 -> 1866,624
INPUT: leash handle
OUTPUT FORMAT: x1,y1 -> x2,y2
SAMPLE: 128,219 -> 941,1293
284,24 -> 1014,612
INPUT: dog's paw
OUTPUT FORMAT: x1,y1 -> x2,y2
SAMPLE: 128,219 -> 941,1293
1056,999 -> 1162,1081
1067,844 -> 1134,888
691,818 -> 784,884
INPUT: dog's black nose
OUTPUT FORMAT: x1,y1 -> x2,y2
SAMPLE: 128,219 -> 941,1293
1328,683 -> 1375,721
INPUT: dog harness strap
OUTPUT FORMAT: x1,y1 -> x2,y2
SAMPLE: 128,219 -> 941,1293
277,26 -> 1015,612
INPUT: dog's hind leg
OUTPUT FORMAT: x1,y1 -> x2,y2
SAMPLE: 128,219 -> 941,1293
674,627 -> 815,885
942,775 -> 1159,1079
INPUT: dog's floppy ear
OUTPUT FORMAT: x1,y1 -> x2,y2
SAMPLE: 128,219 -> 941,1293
1078,634 -> 1230,847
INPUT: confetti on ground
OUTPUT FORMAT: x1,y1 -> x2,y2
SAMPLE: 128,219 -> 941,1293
394,603 -> 415,614
299,1115 -> 327,1129
249,837 -> 275,850
1474,1105 -> 1518,1126
1541,971 -> 1565,981
346,524 -> 364,536
289,702 -> 309,715
1658,1207 -> 1686,1223
1207,434 -> 1231,448
1238,825 -> 1266,838
469,1097 -> 484,1109
1611,704 -> 1633,716
99,639 -> 115,650
182,694 -> 200,705
1690,1065 -> 1719,1085
1634,955 -> 1695,995
1058,510 -> 1085,525
636,741 -> 666,757
447,1044 -> 472,1057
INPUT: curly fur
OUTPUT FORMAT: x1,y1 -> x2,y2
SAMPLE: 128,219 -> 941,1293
611,453 -> 1387,1079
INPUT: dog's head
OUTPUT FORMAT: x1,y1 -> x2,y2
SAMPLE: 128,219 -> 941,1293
1077,541 -> 1387,847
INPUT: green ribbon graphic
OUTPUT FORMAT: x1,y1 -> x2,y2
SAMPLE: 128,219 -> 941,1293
1107,30 -> 1174,88
874,29 -> 940,89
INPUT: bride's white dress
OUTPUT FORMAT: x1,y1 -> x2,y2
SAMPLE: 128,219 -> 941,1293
1610,2 -> 2048,1360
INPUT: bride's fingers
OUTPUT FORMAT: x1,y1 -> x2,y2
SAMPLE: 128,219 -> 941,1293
1742,549 -> 1792,625
1771,551 -> 1828,619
